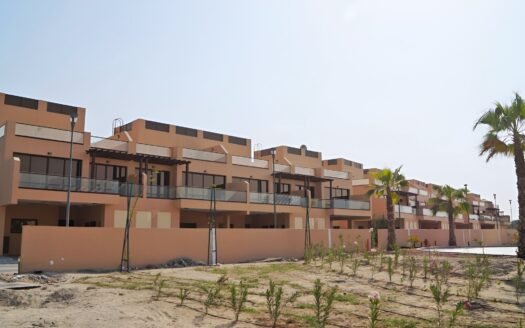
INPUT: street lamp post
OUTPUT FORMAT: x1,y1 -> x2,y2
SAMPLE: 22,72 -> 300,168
464,184 -> 469,227
271,148 -> 277,229
65,111 -> 78,227
510,199 -> 513,222
493,193 -> 498,229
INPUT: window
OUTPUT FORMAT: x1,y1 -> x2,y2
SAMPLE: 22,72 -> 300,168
203,131 -> 223,141
297,185 -> 315,198
287,147 -> 301,155
135,168 -> 170,186
145,120 -> 169,132
274,183 -> 291,194
233,177 -> 268,193
16,153 -> 81,177
176,126 -> 198,137
92,164 -> 127,181
305,150 -> 319,158
47,102 -> 78,116
4,94 -> 38,110
228,136 -> 247,146
184,172 -> 225,188
325,187 -> 350,199
327,159 -> 338,165
10,219 -> 37,233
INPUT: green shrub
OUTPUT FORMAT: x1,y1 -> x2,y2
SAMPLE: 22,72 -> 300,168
266,280 -> 298,328
312,279 -> 337,328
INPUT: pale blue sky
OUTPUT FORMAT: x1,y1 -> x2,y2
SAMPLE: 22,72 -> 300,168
1,1 -> 524,217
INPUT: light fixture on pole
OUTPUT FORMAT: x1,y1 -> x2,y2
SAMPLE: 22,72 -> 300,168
464,184 -> 469,227
271,148 -> 277,229
510,199 -> 513,222
493,193 -> 498,229
65,111 -> 78,227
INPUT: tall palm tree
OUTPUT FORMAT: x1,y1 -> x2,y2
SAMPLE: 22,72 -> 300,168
368,166 -> 408,251
474,93 -> 525,258
428,185 -> 470,247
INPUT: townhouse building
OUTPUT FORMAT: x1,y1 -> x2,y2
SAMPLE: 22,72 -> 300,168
0,92 -> 508,256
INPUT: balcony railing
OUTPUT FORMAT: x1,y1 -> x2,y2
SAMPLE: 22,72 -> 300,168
332,198 -> 370,210
19,173 -> 120,194
294,166 -> 315,176
274,164 -> 291,173
182,148 -> 226,163
147,185 -> 175,199
469,214 -> 480,220
90,136 -> 128,152
395,205 -> 415,214
176,186 -> 246,202
232,156 -> 268,169
249,193 -> 305,206
323,169 -> 349,180
119,183 -> 143,197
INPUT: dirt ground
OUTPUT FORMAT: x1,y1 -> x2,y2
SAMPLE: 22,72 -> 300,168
1,250 -> 524,328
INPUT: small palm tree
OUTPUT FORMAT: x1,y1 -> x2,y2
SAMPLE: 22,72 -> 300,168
474,93 -> 525,258
368,166 -> 408,251
428,185 -> 470,246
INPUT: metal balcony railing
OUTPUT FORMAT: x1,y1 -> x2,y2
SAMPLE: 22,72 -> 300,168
249,193 -> 305,206
19,173 -> 120,194
175,186 -> 246,202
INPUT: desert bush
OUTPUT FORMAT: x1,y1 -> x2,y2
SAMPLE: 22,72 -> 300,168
368,291 -> 381,328
266,280 -> 298,328
514,260 -> 525,304
229,280 -> 249,322
177,287 -> 190,306
201,275 -> 227,314
312,279 -> 337,328
430,280 -> 450,327
447,302 -> 463,328
423,256 -> 430,281
407,235 -> 420,248
393,244 -> 401,269
326,248 -> 335,270
352,257 -> 360,277
466,255 -> 491,301
387,257 -> 393,282
152,273 -> 167,300
408,256 -> 418,288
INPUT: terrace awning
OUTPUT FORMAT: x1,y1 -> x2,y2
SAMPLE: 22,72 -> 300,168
86,148 -> 191,166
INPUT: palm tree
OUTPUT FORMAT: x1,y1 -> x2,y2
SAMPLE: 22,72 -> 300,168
368,166 -> 408,251
428,185 -> 470,247
474,93 -> 525,258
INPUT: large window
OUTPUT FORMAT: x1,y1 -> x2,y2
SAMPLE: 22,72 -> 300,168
136,168 -> 170,186
16,153 -> 81,177
297,185 -> 315,198
184,172 -> 225,188
91,164 -> 127,182
233,177 -> 268,193
274,183 -> 291,194
11,219 -> 37,233
325,187 -> 350,199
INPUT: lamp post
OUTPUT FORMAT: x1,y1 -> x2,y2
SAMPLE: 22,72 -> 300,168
65,111 -> 78,227
271,148 -> 277,229
493,193 -> 498,229
510,199 -> 513,222
464,184 -> 469,226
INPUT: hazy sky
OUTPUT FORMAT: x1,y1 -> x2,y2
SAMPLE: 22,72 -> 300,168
1,1 -> 523,217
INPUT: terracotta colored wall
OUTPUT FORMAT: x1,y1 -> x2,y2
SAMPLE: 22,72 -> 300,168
377,229 -> 515,249
20,226 -> 366,273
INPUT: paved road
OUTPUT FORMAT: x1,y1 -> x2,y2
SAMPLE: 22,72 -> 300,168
0,257 -> 18,274
0,264 -> 18,274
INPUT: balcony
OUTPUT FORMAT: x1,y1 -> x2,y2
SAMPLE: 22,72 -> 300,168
294,166 -> 314,176
182,148 -> 226,163
136,143 -> 171,157
331,198 -> 370,210
15,123 -> 84,144
232,156 -> 268,169
249,193 -> 305,206
395,205 -> 415,215
90,136 -> 128,152
274,164 -> 291,173
147,185 -> 175,199
19,173 -> 120,194
323,169 -> 349,180
175,186 -> 246,202
119,183 -> 144,197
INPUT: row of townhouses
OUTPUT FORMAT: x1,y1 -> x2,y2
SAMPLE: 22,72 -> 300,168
0,92 -> 509,256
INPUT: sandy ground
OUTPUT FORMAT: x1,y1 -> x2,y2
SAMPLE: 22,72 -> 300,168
1,251 -> 525,327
